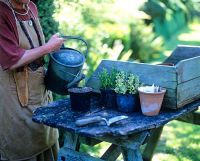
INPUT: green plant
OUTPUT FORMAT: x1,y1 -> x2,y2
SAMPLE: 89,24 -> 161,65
115,71 -> 140,94
127,73 -> 140,94
114,71 -> 127,94
98,68 -> 117,89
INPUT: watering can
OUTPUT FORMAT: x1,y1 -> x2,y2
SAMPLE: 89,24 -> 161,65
44,36 -> 88,95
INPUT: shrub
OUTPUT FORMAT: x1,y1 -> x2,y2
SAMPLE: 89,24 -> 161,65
33,0 -> 59,40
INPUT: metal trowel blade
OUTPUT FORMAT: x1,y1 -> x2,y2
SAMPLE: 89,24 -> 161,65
107,115 -> 128,126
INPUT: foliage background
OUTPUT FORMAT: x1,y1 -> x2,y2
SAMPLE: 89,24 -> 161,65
33,0 -> 199,72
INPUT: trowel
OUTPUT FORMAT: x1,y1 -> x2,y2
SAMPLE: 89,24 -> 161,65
75,115 -> 128,127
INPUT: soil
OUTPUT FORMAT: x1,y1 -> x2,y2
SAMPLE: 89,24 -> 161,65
68,87 -> 93,93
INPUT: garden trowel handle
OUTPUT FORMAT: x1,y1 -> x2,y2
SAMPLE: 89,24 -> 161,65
75,116 -> 103,127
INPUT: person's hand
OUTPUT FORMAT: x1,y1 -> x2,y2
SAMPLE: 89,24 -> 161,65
46,33 -> 64,52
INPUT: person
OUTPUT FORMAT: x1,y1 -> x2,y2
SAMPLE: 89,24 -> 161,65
0,0 -> 64,160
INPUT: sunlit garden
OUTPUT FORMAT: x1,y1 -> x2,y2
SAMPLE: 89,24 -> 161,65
34,0 -> 200,160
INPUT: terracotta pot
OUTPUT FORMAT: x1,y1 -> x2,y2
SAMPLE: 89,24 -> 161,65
138,88 -> 166,116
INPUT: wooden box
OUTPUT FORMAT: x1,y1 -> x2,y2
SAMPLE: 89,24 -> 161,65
86,45 -> 200,109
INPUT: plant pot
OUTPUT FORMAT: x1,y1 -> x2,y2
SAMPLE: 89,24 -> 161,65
100,89 -> 116,109
116,94 -> 138,113
68,87 -> 93,112
138,88 -> 166,116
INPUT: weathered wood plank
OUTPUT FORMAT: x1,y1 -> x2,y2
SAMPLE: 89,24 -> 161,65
86,60 -> 177,90
142,126 -> 164,161
32,99 -> 200,137
164,45 -> 200,64
58,147 -> 104,161
88,80 -> 177,99
160,88 -> 177,106
164,88 -> 177,98
177,76 -> 200,107
176,56 -> 200,83
176,111 -> 200,125
101,144 -> 121,161
162,97 -> 177,109
95,131 -> 149,150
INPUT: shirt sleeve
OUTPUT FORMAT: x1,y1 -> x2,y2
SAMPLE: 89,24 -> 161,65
0,3 -> 25,70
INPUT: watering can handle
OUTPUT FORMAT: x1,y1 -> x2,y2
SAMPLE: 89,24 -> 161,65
61,36 -> 89,59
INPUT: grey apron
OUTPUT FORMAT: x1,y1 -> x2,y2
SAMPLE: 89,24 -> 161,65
0,1 -> 58,160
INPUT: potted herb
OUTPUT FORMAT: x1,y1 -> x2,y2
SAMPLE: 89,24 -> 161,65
115,71 -> 140,113
138,85 -> 166,116
98,68 -> 117,109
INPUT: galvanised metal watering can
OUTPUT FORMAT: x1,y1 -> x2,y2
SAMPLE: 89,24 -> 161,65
45,36 -> 88,95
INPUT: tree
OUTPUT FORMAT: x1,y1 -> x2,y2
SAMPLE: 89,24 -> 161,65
32,0 -> 58,40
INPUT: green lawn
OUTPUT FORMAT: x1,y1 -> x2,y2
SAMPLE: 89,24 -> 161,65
79,20 -> 200,161
153,120 -> 200,161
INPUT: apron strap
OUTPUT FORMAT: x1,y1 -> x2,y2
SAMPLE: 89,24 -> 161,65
31,18 -> 43,47
19,21 -> 35,49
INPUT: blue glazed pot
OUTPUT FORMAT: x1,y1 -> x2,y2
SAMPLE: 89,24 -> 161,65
116,94 -> 138,113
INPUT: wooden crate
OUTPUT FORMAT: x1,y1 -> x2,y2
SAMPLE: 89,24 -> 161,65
86,45 -> 200,109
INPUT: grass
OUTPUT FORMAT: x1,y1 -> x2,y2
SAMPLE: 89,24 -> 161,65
78,20 -> 200,161
153,120 -> 200,161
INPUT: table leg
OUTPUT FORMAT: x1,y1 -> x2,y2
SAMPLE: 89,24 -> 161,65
142,126 -> 164,161
101,144 -> 121,161
58,132 -> 104,161
97,131 -> 150,161
59,131 -> 149,161
121,147 -> 143,161
63,131 -> 80,151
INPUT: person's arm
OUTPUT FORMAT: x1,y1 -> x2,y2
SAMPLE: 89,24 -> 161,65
9,34 -> 64,69
0,3 -> 64,70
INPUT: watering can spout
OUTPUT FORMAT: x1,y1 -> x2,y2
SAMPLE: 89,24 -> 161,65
66,73 -> 85,89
